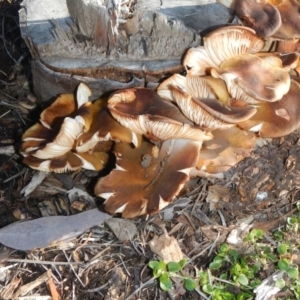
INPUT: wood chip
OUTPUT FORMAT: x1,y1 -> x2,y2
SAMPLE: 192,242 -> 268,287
149,232 -> 184,263
105,218 -> 137,241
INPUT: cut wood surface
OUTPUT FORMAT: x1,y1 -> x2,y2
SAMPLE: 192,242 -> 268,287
19,0 -> 232,100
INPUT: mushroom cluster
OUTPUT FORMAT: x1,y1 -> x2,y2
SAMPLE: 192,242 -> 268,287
221,0 -> 300,39
21,25 -> 300,218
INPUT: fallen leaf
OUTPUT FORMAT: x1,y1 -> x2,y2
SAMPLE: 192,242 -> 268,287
0,209 -> 112,250
206,185 -> 231,211
105,218 -> 137,241
148,232 -> 184,263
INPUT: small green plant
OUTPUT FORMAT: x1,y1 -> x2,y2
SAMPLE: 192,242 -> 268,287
149,202 -> 300,299
148,258 -> 196,292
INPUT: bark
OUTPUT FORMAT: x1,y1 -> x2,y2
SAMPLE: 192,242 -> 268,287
19,0 -> 233,101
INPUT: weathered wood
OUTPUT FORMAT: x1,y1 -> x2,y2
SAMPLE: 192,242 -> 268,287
19,0 -> 233,101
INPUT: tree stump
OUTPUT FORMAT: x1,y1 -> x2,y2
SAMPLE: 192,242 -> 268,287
19,0 -> 233,101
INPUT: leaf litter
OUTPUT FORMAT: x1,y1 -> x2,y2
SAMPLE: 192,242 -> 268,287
1,1 -> 300,299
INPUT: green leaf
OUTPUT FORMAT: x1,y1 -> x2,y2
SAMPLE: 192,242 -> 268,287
178,258 -> 187,269
278,259 -> 289,271
214,255 -> 224,263
167,262 -> 181,273
287,217 -> 297,225
237,274 -> 249,286
184,278 -> 197,291
159,276 -> 172,291
287,266 -> 299,279
219,243 -> 229,254
202,284 -> 214,294
149,261 -> 159,270
223,291 -> 235,300
267,253 -> 277,262
273,231 -> 284,241
228,249 -> 240,261
275,278 -> 285,289
159,272 -> 169,283
152,261 -> 166,278
209,260 -> 222,270
253,228 -> 264,239
297,202 -> 300,212
198,271 -> 209,285
220,273 -> 228,280
230,263 -> 242,276
277,243 -> 288,255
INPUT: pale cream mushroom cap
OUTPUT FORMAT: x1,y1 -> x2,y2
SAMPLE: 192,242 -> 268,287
212,53 -> 290,103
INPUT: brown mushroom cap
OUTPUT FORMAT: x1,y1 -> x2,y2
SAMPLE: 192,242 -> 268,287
238,80 -> 300,137
272,0 -> 300,39
21,83 -> 112,172
212,53 -> 291,103
40,83 -> 92,130
234,0 -> 281,38
95,139 -> 201,218
23,150 -> 109,173
108,88 -> 212,142
192,127 -> 257,175
27,117 -> 83,160
76,99 -> 142,153
256,52 -> 299,72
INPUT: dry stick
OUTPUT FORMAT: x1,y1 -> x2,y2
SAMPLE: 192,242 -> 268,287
0,109 -> 11,118
63,250 -> 86,288
3,169 -> 26,183
124,277 -> 156,300
6,258 -> 81,266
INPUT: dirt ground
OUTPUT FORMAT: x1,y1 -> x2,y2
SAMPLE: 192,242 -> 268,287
1,1 -> 300,299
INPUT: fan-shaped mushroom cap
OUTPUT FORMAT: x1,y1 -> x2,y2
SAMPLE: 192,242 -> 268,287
40,83 -> 92,130
95,139 -> 201,218
192,127 -> 257,176
23,150 -> 109,173
108,88 -> 212,142
256,52 -> 299,72
157,74 -> 230,105
76,99 -> 142,153
234,0 -> 281,38
183,47 -> 218,76
212,54 -> 290,103
238,80 -> 300,137
30,117 -> 83,160
163,84 -> 256,130
272,0 -> 300,39
183,26 -> 264,75
203,25 -> 265,65
21,84 -> 111,173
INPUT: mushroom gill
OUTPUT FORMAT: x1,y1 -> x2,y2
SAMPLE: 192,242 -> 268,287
95,139 -> 201,218
108,88 -> 212,143
158,74 -> 256,130
21,83 -> 110,172
183,25 -> 264,76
